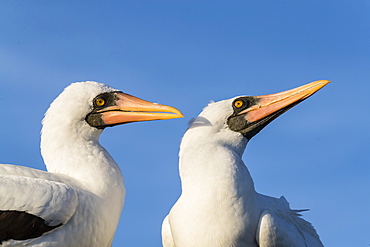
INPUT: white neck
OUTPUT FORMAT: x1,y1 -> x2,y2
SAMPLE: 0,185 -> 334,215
179,126 -> 255,198
174,126 -> 260,246
40,115 -> 124,199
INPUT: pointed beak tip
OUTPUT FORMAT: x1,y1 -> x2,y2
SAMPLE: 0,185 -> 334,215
315,79 -> 331,87
174,109 -> 184,118
148,104 -> 184,120
168,108 -> 185,119
310,79 -> 331,93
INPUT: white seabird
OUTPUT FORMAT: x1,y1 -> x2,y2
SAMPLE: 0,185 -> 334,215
162,80 -> 330,247
0,81 -> 183,246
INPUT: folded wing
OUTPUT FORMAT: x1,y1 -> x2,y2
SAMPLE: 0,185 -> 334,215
0,166 -> 78,243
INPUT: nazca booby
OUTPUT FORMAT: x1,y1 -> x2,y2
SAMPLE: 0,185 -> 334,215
162,80 -> 329,247
0,81 -> 183,246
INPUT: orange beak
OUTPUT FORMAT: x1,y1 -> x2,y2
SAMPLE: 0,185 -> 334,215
98,93 -> 183,125
240,80 -> 330,123
227,80 -> 330,139
85,92 -> 183,129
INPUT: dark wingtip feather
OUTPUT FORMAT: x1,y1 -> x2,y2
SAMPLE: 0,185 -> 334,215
0,210 -> 62,244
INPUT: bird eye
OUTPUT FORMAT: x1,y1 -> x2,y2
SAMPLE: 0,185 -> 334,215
95,98 -> 106,107
234,100 -> 244,108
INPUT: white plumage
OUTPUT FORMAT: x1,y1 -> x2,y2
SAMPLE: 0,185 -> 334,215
162,80 -> 329,247
0,81 -> 183,246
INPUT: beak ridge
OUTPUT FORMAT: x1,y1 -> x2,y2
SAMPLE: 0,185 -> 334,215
243,80 -> 330,123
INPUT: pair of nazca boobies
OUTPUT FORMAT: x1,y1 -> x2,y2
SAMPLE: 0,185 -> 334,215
0,80 -> 329,246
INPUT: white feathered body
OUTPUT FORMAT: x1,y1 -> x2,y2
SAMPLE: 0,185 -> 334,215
162,99 -> 323,247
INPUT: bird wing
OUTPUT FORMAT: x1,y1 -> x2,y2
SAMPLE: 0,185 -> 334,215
256,197 -> 323,247
161,215 -> 175,247
0,164 -> 79,243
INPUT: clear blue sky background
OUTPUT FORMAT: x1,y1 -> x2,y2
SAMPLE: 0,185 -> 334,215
0,1 -> 369,246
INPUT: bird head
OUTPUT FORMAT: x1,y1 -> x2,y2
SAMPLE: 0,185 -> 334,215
41,81 -> 183,142
40,81 -> 184,172
185,80 -> 330,150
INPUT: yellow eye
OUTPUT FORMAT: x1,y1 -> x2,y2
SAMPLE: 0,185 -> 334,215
234,100 -> 243,108
95,98 -> 106,106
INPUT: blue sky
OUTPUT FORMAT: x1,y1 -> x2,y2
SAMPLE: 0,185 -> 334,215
0,1 -> 369,246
